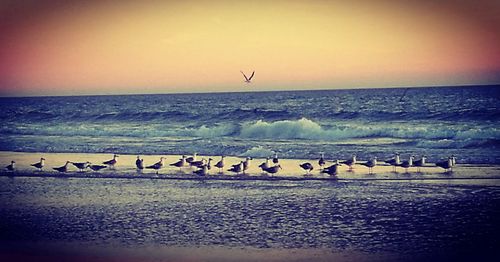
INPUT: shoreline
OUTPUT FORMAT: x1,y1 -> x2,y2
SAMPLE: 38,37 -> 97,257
2,151 -> 500,185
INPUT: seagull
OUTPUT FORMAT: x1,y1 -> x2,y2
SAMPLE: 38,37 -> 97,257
147,157 -> 165,174
214,156 -> 225,173
72,161 -> 90,172
31,157 -> 45,171
170,155 -> 186,170
413,155 -> 427,172
193,165 -> 209,176
263,164 -> 282,175
5,161 -> 15,171
450,155 -> 457,166
53,161 -> 71,173
436,157 -> 453,173
190,158 -> 207,168
103,154 -> 119,169
89,164 -> 107,172
258,157 -> 271,172
385,153 -> 401,172
243,157 -> 252,173
318,153 -> 325,170
359,157 -> 377,174
186,153 -> 197,164
299,162 -> 314,175
321,161 -> 341,176
228,161 -> 244,175
272,153 -> 279,164
341,154 -> 356,171
400,156 -> 414,173
136,156 -> 144,172
240,70 -> 255,83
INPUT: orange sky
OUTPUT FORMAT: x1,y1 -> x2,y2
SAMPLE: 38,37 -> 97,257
0,0 -> 499,96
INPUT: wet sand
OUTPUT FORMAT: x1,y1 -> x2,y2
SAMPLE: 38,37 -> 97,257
1,151 -> 500,186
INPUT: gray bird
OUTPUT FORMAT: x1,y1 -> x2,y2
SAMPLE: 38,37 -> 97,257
31,157 -> 45,171
5,161 -> 15,171
53,161 -> 71,173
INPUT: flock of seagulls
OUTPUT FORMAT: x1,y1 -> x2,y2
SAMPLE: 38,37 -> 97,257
3,152 -> 458,176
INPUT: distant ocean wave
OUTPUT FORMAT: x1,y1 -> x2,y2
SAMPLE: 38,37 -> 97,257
2,118 -> 498,148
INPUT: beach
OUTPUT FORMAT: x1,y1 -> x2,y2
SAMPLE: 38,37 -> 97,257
2,151 -> 500,185
1,151 -> 500,261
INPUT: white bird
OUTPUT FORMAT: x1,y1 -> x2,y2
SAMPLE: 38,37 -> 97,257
214,156 -> 225,173
240,70 -> 255,83
263,164 -> 282,175
136,156 -> 144,171
436,157 -> 453,173
170,155 -> 187,170
146,157 -> 165,174
385,153 -> 401,172
228,161 -> 244,175
5,161 -> 15,171
186,153 -> 197,164
413,155 -> 427,172
53,161 -> 71,173
400,156 -> 414,173
103,154 -> 119,169
318,153 -> 325,170
360,157 -> 377,174
259,157 -> 271,171
243,157 -> 252,173
31,157 -> 45,171
341,154 -> 357,171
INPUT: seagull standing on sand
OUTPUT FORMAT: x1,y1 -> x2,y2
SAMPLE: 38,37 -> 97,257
321,161 -> 341,176
385,153 -> 401,172
400,156 -> 414,173
72,161 -> 90,172
300,162 -> 314,175
273,153 -> 279,164
136,156 -> 144,172
263,164 -> 282,176
240,70 -> 255,83
194,165 -> 209,176
5,161 -> 15,171
147,157 -> 165,174
170,155 -> 186,170
89,164 -> 107,172
103,154 -> 119,169
31,158 -> 45,171
53,161 -> 71,173
190,158 -> 207,168
360,157 -> 377,174
186,153 -> 197,164
318,153 -> 325,170
228,161 -> 244,175
214,156 -> 225,173
243,157 -> 252,174
436,157 -> 453,173
413,155 -> 427,172
341,154 -> 356,171
259,157 -> 271,172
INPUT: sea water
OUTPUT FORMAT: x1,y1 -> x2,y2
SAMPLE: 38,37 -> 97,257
1,85 -> 499,163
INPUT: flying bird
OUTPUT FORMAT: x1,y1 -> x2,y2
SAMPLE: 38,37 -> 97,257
240,70 -> 255,83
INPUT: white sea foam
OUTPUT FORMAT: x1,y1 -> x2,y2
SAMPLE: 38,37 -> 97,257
239,146 -> 275,158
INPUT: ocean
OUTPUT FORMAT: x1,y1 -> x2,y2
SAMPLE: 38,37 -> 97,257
1,85 -> 499,164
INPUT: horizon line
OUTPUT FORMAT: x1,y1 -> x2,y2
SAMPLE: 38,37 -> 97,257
1,83 -> 498,98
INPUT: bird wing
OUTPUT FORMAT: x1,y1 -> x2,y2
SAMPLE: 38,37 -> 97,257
240,71 -> 249,81
248,71 -> 255,80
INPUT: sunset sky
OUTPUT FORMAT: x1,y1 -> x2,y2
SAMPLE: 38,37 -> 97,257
1,0 -> 499,96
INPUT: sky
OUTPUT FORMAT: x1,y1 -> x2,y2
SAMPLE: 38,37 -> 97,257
0,0 -> 499,96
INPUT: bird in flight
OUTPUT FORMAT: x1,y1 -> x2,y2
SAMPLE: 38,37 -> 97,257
240,70 -> 255,83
